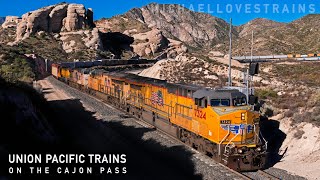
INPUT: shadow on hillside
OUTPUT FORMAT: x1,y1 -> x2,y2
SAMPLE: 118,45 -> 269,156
46,98 -> 202,179
259,116 -> 287,169
100,32 -> 134,59
1,94 -> 202,180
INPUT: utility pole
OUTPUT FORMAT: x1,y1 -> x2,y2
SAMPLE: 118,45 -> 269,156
228,18 -> 232,87
247,30 -> 254,103
251,30 -> 253,63
45,59 -> 48,72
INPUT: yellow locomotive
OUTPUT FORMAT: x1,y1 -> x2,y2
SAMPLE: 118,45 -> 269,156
52,63 -> 267,171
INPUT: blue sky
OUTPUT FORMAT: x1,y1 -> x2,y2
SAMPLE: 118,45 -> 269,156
0,0 -> 319,25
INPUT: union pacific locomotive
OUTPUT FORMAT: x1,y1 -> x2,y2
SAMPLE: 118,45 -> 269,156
52,62 -> 267,171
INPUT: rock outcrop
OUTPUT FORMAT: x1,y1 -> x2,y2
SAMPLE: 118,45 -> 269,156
59,28 -> 102,53
139,54 -> 231,87
126,3 -> 235,48
16,3 -> 94,41
131,28 -> 169,57
62,4 -> 87,32
1,16 -> 21,28
95,3 -> 234,59
49,4 -> 68,32
16,5 -> 55,40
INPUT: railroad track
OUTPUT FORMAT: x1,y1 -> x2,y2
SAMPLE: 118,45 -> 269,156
240,170 -> 281,180
257,170 -> 281,180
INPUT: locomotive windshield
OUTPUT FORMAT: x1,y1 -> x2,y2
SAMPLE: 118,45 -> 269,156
211,97 -> 247,107
210,99 -> 231,106
194,89 -> 248,107
233,97 -> 247,106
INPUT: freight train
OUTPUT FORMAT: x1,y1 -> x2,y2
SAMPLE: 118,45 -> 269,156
233,53 -> 320,60
51,62 -> 267,171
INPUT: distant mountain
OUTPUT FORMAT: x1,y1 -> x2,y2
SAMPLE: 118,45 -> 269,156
96,3 -> 238,50
0,17 -> 5,25
237,18 -> 285,38
96,4 -> 320,56
232,14 -> 320,55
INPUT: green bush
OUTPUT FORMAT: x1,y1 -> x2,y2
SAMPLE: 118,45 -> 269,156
255,89 -> 278,99
0,57 -> 35,83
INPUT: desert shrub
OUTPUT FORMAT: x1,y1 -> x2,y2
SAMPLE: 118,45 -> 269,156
292,112 -> 312,124
310,107 -> 320,126
293,129 -> 305,139
291,107 -> 320,127
284,110 -> 294,117
272,91 -> 309,110
273,63 -> 320,87
255,89 -> 278,100
307,92 -> 320,108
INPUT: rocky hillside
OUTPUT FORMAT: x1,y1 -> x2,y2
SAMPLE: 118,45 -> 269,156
1,2 -> 319,83
231,19 -> 286,55
0,3 -> 103,62
231,15 -> 320,55
96,3 -> 237,58
96,3 -> 320,57
126,3 -> 235,48
1,3 -> 319,63
0,3 -> 191,62
96,5 -> 192,59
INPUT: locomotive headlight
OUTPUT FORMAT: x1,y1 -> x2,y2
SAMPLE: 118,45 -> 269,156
256,147 -> 262,152
241,113 -> 245,120
237,149 -> 243,154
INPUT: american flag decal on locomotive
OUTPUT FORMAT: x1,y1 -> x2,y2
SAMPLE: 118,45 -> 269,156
151,90 -> 164,106
220,124 -> 254,135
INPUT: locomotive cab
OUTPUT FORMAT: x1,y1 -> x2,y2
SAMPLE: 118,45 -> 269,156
193,88 -> 267,171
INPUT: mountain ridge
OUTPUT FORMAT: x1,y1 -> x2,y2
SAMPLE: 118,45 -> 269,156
96,3 -> 320,56
0,2 -> 319,63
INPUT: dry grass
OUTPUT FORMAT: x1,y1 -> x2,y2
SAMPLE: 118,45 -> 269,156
292,107 -> 320,127
272,62 -> 320,87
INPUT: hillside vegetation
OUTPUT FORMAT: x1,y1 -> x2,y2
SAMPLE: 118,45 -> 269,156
255,62 -> 320,127
0,44 -> 36,83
